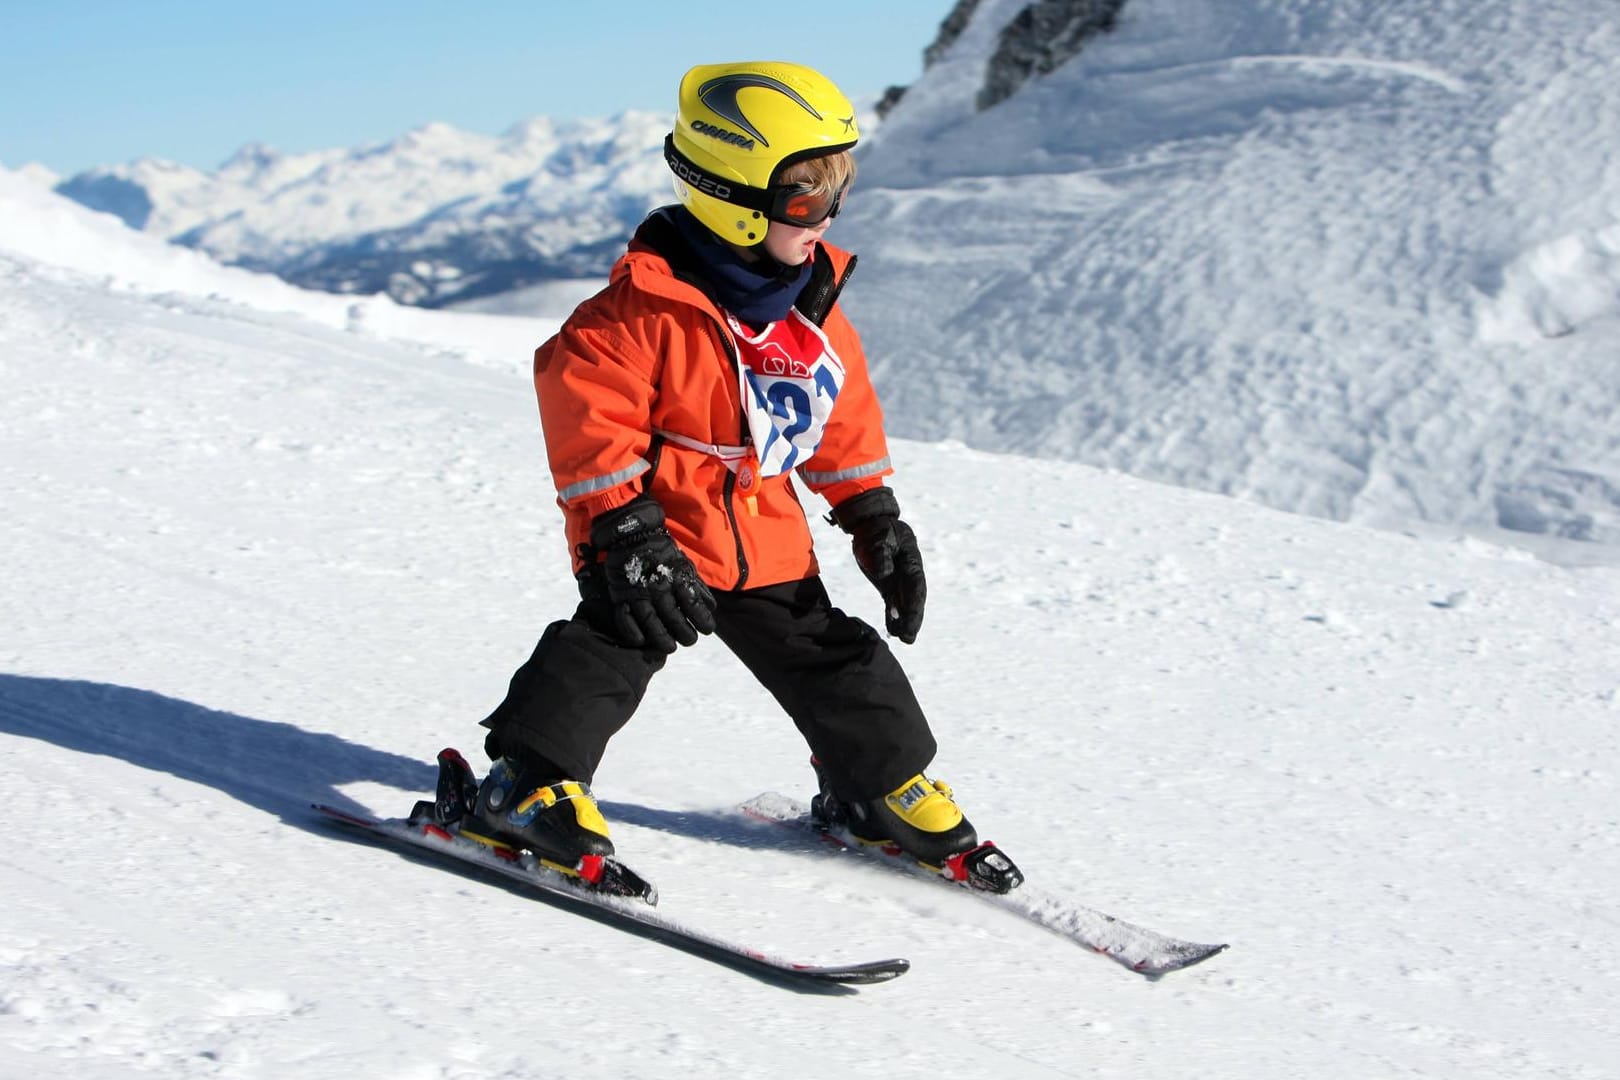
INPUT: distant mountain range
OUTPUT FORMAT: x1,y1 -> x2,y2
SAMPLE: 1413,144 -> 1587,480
54,111 -> 674,308
47,0 -> 1105,312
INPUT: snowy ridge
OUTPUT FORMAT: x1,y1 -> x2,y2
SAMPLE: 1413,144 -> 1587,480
843,0 -> 1620,545
3,163 -> 1619,1077
0,166 -> 555,374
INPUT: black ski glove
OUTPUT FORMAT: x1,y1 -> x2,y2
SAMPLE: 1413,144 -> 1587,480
830,487 -> 926,644
589,496 -> 717,653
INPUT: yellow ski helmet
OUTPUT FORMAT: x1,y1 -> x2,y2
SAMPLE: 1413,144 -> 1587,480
665,60 -> 860,245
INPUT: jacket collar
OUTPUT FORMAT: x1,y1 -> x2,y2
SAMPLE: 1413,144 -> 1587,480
615,206 -> 853,324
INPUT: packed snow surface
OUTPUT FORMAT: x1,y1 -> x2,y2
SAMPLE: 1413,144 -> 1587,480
4,166 -> 1619,1078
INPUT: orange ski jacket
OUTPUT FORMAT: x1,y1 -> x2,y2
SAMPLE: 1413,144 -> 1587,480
533,211 -> 893,591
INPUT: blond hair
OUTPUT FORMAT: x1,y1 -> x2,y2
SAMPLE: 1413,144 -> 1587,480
776,150 -> 856,195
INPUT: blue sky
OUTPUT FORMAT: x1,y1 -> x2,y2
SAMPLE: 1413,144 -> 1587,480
0,1 -> 948,176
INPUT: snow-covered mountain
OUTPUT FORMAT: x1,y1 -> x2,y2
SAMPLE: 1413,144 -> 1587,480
54,111 -> 674,307
5,160 -> 1620,1080
40,0 -> 1620,552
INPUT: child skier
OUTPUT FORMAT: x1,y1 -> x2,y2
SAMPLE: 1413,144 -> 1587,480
467,60 -> 988,880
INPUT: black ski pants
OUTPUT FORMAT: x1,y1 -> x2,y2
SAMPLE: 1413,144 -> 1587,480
480,574 -> 937,802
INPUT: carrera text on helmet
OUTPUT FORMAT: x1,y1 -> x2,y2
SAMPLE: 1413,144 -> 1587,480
690,119 -> 756,150
696,72 -> 823,147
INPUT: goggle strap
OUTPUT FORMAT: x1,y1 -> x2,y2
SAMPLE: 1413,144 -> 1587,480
664,135 -> 774,215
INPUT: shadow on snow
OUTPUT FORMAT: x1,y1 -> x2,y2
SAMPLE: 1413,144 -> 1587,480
0,673 -> 863,993
0,672 -> 816,859
0,673 -> 436,824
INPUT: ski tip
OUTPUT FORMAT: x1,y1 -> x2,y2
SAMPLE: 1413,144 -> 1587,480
1134,941 -> 1229,977
794,957 -> 911,984
866,956 -> 911,979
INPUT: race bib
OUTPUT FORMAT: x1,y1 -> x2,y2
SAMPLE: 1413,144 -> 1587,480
726,308 -> 846,478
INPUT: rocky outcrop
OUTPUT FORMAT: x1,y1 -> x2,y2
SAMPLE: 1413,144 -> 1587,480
925,0 -> 987,66
875,0 -> 985,119
876,0 -> 1127,119
977,0 -> 1128,110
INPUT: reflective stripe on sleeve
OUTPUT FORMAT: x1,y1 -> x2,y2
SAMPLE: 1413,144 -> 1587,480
798,455 -> 892,487
558,460 -> 650,503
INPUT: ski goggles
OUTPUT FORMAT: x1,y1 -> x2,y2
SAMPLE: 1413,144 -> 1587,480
769,180 -> 849,227
665,135 -> 853,228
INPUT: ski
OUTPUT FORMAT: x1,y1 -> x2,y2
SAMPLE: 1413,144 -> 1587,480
312,801 -> 909,989
740,792 -> 1227,977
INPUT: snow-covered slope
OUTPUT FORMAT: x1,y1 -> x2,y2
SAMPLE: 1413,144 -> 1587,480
45,0 -> 1618,553
842,0 -> 1620,545
0,166 -> 553,372
4,161 -> 1620,1079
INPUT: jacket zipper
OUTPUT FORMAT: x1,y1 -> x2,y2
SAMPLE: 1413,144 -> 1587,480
823,252 -> 857,321
796,246 -> 857,327
706,253 -> 857,590
711,317 -> 751,591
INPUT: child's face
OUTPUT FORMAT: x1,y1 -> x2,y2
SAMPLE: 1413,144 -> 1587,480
761,217 -> 832,267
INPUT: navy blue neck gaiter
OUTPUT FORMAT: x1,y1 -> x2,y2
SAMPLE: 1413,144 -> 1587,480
670,207 -> 812,328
